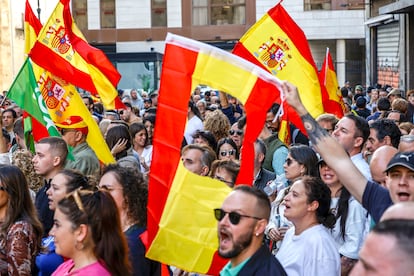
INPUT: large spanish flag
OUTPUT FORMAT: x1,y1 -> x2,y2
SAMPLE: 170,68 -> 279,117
147,33 -> 284,274
29,0 -> 122,110
319,48 -> 344,117
233,3 -> 324,139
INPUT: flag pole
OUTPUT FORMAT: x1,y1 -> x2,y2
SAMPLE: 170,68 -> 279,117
37,0 -> 41,20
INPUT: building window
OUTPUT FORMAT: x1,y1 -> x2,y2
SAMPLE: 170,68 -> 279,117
72,0 -> 87,30
192,0 -> 246,26
304,0 -> 366,11
152,0 -> 167,27
101,0 -> 116,28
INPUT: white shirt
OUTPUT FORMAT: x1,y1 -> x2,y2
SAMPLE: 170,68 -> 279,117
184,115 -> 203,145
351,153 -> 372,180
276,224 -> 340,276
330,197 -> 369,259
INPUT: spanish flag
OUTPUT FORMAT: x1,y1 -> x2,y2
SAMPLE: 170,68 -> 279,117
233,3 -> 324,142
20,0 -> 114,164
319,48 -> 344,117
146,33 -> 284,274
29,0 -> 122,110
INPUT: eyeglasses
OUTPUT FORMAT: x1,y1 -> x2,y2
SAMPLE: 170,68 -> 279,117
214,176 -> 233,186
60,128 -> 77,135
98,184 -> 123,192
229,129 -> 243,136
285,158 -> 294,166
214,208 -> 262,225
220,149 -> 236,157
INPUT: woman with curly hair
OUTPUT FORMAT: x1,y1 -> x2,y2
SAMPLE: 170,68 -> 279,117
99,164 -> 160,276
203,109 -> 231,142
0,165 -> 43,275
12,149 -> 43,197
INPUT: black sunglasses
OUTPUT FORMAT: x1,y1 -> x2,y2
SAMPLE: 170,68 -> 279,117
285,158 -> 294,166
220,149 -> 236,157
229,129 -> 243,136
214,208 -> 262,225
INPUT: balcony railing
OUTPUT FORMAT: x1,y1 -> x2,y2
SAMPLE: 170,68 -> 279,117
304,0 -> 367,11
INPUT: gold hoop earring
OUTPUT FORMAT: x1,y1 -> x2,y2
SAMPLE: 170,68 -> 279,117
75,240 -> 85,251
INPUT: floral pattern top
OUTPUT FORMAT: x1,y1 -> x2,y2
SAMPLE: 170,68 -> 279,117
0,220 -> 39,276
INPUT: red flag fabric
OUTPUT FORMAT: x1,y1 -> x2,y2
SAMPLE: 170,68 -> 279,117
146,33 -> 284,274
319,48 -> 344,117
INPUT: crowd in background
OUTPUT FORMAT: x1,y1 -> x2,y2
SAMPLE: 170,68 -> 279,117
0,80 -> 413,275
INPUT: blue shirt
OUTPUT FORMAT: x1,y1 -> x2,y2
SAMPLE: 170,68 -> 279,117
36,236 -> 64,276
362,180 -> 393,223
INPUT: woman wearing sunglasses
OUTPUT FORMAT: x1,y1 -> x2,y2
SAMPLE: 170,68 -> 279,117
266,144 -> 319,254
0,165 -> 43,275
36,170 -> 94,276
275,176 -> 340,275
216,138 -> 239,161
50,189 -> 130,276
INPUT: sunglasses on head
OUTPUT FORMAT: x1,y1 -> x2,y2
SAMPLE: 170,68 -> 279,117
220,149 -> 236,157
214,208 -> 262,225
229,129 -> 243,136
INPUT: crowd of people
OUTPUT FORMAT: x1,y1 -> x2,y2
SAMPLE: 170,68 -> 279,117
0,81 -> 413,275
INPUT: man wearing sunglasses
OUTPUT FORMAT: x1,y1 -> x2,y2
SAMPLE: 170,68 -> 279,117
216,185 -> 287,275
55,116 -> 100,178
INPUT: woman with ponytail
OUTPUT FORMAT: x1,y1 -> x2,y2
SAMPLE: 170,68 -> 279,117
50,189 -> 130,276
319,159 -> 369,275
276,176 -> 340,275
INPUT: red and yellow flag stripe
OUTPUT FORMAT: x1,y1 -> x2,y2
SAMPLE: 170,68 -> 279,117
147,33 -> 284,274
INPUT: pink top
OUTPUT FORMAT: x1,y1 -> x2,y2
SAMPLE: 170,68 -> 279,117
52,259 -> 110,276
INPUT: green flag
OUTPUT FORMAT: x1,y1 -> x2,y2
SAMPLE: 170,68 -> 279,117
8,58 -> 61,140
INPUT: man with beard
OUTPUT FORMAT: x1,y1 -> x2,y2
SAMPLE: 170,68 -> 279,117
215,185 -> 287,275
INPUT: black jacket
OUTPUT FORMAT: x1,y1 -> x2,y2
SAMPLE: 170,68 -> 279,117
238,245 -> 287,276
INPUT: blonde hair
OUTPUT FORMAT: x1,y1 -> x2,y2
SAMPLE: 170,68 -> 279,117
203,109 -> 231,142
12,149 -> 43,192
